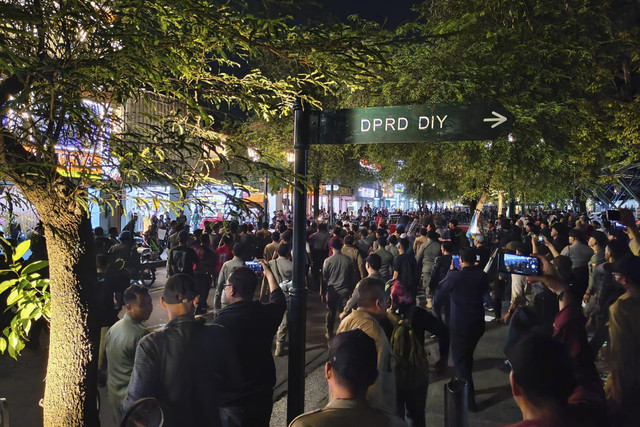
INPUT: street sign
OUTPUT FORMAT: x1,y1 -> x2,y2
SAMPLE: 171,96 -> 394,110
310,101 -> 514,145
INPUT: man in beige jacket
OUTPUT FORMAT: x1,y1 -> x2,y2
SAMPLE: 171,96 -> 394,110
337,277 -> 396,415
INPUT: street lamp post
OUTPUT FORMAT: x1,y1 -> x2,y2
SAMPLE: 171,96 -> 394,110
286,150 -> 295,212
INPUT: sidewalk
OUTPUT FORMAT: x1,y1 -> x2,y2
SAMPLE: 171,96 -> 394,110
272,317 -> 523,427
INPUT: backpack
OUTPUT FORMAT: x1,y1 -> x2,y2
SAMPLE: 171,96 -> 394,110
387,307 -> 430,392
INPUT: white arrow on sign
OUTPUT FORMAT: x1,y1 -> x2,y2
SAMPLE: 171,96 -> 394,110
483,111 -> 508,128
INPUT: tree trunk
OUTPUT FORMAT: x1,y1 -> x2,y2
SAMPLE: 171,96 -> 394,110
28,191 -> 100,426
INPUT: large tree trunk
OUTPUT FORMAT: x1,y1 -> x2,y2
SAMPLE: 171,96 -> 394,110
28,191 -> 100,426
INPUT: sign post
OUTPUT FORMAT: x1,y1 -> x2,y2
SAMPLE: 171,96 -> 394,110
287,100 -> 513,423
287,99 -> 310,423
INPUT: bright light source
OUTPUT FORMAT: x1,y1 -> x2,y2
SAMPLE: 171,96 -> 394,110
286,150 -> 295,164
247,147 -> 259,161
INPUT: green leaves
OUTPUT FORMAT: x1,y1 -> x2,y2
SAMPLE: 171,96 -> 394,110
12,240 -> 30,263
0,240 -> 51,360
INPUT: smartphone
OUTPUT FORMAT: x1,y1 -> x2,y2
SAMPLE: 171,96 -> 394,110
538,235 -> 545,243
498,253 -> 541,275
607,209 -> 621,221
245,261 -> 263,273
452,255 -> 461,270
612,221 -> 627,230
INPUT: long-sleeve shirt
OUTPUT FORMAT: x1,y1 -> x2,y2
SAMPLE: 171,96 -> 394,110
322,251 -> 353,294
434,266 -> 489,334
104,314 -> 149,400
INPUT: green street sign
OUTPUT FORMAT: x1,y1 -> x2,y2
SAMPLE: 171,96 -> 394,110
310,101 -> 515,145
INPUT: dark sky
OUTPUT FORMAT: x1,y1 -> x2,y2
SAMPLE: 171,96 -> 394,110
297,0 -> 418,27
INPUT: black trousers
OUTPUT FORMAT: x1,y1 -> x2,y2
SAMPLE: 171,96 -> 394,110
396,383 -> 428,427
194,272 -> 211,311
219,392 -> 273,427
326,286 -> 351,336
451,327 -> 485,408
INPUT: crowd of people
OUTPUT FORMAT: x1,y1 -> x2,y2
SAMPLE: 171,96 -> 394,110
3,201 -> 639,426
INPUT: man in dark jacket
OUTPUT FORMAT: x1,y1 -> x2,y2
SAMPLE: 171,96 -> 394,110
122,274 -> 239,426
213,263 -> 286,426
166,230 -> 198,277
434,246 -> 490,412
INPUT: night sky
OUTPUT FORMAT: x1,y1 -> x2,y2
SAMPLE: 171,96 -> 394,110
296,0 -> 418,27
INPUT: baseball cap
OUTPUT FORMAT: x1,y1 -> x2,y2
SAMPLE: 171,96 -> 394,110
505,333 -> 575,404
474,234 -> 485,244
589,230 -> 608,247
606,255 -> 640,284
163,274 -> 197,304
328,329 -> 378,387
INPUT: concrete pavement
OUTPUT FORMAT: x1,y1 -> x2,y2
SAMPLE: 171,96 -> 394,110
271,314 -> 523,427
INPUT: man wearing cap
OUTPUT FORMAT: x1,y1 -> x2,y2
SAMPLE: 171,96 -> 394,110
214,263 -> 286,426
323,238 -> 354,339
505,333 -> 578,427
337,278 -> 396,414
108,230 -> 140,278
122,274 -> 239,425
605,255 -> 640,423
290,329 -> 407,427
473,234 -> 491,269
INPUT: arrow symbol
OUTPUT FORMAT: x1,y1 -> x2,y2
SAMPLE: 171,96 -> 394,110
483,111 -> 508,128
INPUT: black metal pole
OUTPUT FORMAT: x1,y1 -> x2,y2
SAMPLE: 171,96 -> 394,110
287,99 -> 309,423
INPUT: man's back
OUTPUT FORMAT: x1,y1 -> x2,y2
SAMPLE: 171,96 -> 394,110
290,399 -> 407,427
310,230 -> 330,252
373,247 -> 394,282
436,267 -> 489,331
123,316 -> 238,425
213,288 -> 287,404
105,314 -> 149,399
323,252 -> 353,292
167,245 -> 198,276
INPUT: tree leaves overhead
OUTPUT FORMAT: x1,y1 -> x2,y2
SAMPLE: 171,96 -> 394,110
356,0 -> 639,205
